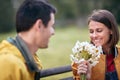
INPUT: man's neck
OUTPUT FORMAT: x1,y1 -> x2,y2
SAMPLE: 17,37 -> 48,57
18,33 -> 38,55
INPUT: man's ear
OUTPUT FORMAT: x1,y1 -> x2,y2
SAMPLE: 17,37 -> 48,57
34,19 -> 43,30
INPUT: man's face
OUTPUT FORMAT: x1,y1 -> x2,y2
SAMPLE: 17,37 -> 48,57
36,13 -> 55,48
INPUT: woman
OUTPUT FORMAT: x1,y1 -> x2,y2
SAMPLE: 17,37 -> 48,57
72,10 -> 120,80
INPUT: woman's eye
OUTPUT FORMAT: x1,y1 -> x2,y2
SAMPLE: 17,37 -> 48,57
89,30 -> 93,33
97,29 -> 102,32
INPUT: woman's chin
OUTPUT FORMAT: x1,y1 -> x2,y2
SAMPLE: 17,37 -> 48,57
94,44 -> 102,47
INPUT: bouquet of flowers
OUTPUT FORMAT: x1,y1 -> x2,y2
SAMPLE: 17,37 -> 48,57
70,41 -> 102,80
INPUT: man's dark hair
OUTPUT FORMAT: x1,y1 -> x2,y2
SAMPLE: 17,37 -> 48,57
16,0 -> 56,33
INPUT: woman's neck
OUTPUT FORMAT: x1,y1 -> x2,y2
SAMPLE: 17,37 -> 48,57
102,45 -> 111,54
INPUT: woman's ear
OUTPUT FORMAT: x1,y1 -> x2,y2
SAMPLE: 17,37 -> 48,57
110,30 -> 113,35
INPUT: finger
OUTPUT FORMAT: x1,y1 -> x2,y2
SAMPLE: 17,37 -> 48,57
77,68 -> 87,74
77,64 -> 88,74
78,63 -> 87,68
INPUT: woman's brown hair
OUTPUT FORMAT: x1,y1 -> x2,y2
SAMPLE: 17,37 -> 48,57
88,9 -> 120,49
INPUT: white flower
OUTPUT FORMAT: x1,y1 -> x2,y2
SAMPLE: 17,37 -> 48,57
70,41 -> 102,67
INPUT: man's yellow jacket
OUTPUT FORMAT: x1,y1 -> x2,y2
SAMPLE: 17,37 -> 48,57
0,40 -> 42,80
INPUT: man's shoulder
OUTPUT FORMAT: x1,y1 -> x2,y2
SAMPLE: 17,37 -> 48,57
0,51 -> 32,80
0,53 -> 25,68
0,40 -> 25,61
0,40 -> 27,70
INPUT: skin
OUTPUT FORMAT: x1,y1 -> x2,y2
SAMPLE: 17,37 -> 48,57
77,61 -> 91,79
35,13 -> 55,49
88,20 -> 112,49
18,13 -> 55,54
77,20 -> 112,80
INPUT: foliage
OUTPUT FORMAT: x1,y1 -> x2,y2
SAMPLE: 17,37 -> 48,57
1,0 -> 120,33
0,0 -> 14,33
49,0 -> 78,19
102,0 -> 120,24
49,0 -> 120,24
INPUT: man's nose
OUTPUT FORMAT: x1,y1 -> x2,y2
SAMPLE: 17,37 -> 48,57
51,29 -> 55,35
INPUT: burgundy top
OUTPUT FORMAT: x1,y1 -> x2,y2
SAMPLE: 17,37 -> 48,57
106,53 -> 115,72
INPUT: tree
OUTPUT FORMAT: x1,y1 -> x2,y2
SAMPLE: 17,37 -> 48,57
0,0 -> 14,33
103,0 -> 120,24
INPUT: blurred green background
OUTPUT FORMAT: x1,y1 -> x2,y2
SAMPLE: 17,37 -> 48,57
0,0 -> 120,79
0,0 -> 120,33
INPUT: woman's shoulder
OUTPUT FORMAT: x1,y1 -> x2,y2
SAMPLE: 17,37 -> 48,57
116,45 -> 120,54
116,45 -> 120,49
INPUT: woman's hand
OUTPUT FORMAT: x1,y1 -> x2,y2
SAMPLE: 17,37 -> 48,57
77,61 -> 92,80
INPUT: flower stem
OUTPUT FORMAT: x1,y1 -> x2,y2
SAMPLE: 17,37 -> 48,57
80,73 -> 86,80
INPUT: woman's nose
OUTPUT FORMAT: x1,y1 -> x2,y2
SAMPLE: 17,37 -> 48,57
92,32 -> 97,37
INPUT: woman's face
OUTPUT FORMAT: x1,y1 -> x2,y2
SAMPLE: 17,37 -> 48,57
88,20 -> 112,47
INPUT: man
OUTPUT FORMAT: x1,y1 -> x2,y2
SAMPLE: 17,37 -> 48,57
0,0 -> 56,80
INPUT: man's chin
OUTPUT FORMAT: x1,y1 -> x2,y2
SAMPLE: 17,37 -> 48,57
40,45 -> 48,49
